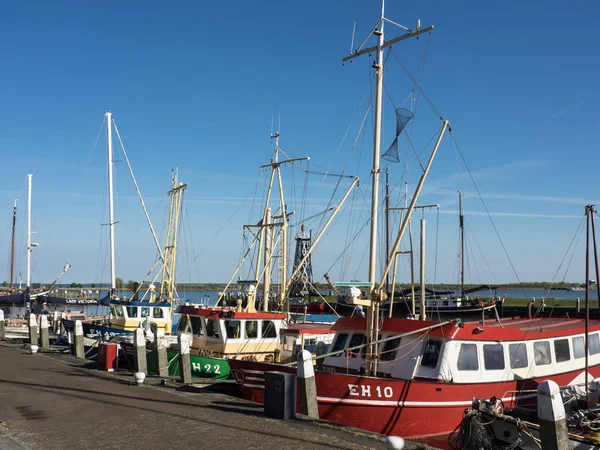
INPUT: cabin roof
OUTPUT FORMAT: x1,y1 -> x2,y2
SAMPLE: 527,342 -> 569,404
109,299 -> 171,308
332,316 -> 600,341
176,305 -> 286,320
281,323 -> 335,335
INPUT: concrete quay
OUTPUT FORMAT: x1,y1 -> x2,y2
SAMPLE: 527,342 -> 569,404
0,342 -> 436,450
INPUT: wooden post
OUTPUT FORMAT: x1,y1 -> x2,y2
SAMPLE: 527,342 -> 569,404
157,338 -> 169,377
134,328 -> 148,374
60,311 -> 67,334
74,320 -> 85,359
40,315 -> 50,350
297,349 -> 319,418
538,380 -> 569,450
178,333 -> 192,384
28,313 -> 38,345
0,309 -> 4,341
52,311 -> 59,333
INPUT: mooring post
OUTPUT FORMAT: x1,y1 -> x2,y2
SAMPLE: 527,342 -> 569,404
297,349 -> 319,418
178,333 -> 192,384
134,328 -> 147,374
28,313 -> 38,345
0,309 -> 5,341
40,315 -> 50,350
60,311 -> 67,334
74,320 -> 85,359
538,380 -> 569,450
52,310 -> 59,333
157,337 -> 169,377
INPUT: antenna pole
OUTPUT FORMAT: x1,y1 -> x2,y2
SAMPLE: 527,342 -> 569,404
459,191 -> 464,296
10,199 -> 17,289
26,175 -> 33,288
106,111 -> 117,293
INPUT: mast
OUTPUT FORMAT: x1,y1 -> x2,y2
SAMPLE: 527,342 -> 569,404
26,174 -> 33,288
106,111 -> 117,294
591,205 -> 600,319
459,190 -> 464,296
263,207 -> 272,311
419,218 -> 426,320
384,166 -> 390,295
585,204 -> 591,403
343,0 -> 435,376
10,200 -> 17,289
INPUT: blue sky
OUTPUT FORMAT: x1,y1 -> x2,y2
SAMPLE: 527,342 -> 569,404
0,0 -> 599,286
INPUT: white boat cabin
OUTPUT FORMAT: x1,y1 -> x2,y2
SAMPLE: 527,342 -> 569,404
323,316 -> 600,385
109,300 -> 172,334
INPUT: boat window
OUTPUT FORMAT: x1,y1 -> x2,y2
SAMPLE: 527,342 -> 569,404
245,320 -> 258,339
114,305 -> 124,317
534,341 -> 551,365
206,319 -> 220,338
190,316 -> 203,336
591,334 -> 600,355
330,333 -> 348,357
225,320 -> 241,339
262,321 -> 277,338
176,316 -> 190,332
483,344 -> 505,370
380,337 -> 401,362
126,306 -> 138,318
348,334 -> 366,358
509,343 -> 528,369
457,343 -> 479,371
420,340 -> 442,368
283,335 -> 298,352
554,339 -> 570,362
153,307 -> 164,319
141,307 -> 150,318
573,336 -> 585,359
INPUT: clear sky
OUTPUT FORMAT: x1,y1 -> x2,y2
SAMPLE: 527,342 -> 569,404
0,0 -> 599,287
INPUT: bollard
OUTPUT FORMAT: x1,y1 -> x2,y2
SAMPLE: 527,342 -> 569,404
178,333 -> 192,384
385,436 -> 405,450
74,320 -> 85,359
60,311 -> 67,334
297,349 -> 319,418
52,311 -> 59,333
40,315 -> 50,350
0,309 -> 4,341
28,314 -> 38,345
156,338 -> 169,377
134,328 -> 147,374
538,380 -> 569,450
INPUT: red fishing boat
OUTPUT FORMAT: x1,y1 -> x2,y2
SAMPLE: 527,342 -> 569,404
229,315 -> 600,439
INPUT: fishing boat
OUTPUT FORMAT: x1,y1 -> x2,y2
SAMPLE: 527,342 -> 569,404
228,2 -> 600,442
63,112 -> 184,341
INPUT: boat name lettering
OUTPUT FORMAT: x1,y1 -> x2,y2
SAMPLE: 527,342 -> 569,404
348,384 -> 393,398
191,362 -> 221,374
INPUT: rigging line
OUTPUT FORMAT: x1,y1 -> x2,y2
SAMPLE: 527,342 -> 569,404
464,221 -> 497,286
112,119 -> 164,263
75,117 -> 106,192
389,42 -> 443,121
450,129 -> 526,294
562,218 -> 585,282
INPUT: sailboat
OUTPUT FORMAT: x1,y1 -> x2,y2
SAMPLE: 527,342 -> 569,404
227,2 -> 600,442
63,112 -> 179,340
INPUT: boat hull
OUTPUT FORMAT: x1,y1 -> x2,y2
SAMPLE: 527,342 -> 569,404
228,359 -> 600,440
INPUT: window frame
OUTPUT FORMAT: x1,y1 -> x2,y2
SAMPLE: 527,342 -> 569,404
457,343 -> 479,371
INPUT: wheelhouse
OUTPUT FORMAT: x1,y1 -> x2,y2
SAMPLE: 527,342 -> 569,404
109,300 -> 172,333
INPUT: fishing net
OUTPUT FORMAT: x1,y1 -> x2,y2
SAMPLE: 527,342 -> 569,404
382,108 -> 414,163
448,410 -> 522,450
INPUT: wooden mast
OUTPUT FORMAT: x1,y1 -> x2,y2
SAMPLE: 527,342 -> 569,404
9,200 -> 16,290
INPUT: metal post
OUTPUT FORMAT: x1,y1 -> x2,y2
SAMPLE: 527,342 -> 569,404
586,205 -> 591,403
263,208 -> 272,311
589,205 -> 600,320
10,200 -> 16,289
26,175 -> 33,288
420,219 -> 426,321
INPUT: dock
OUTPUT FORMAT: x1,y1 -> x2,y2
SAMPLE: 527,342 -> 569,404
0,341 -> 436,450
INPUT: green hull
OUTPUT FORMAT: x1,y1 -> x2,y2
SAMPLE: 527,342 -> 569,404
123,346 -> 231,380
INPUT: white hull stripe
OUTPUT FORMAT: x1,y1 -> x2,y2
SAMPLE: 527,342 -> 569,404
242,383 -> 264,389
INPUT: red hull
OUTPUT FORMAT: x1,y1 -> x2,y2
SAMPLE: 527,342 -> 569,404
229,359 -> 600,439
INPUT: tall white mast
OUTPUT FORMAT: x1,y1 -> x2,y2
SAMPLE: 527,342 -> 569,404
26,174 -> 34,288
106,111 -> 117,292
